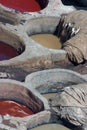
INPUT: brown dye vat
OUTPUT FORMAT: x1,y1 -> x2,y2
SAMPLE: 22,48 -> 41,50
0,100 -> 33,117
0,41 -> 18,61
30,34 -> 62,49
43,93 -> 57,100
31,123 -> 70,130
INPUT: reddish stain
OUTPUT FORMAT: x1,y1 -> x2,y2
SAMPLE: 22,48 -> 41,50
0,41 -> 18,61
0,100 -> 34,117
0,0 -> 41,12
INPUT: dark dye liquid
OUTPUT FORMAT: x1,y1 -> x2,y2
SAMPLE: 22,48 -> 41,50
0,0 -> 41,12
0,41 -> 18,61
0,100 -> 34,117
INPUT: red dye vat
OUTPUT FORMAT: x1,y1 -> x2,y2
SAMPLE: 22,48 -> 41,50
0,41 -> 18,61
0,0 -> 41,12
0,100 -> 34,117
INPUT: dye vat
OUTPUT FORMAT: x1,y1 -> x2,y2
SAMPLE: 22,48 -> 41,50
0,100 -> 33,117
30,34 -> 62,49
0,41 -> 18,61
0,0 -> 47,12
0,80 -> 44,116
31,123 -> 70,130
25,69 -> 86,95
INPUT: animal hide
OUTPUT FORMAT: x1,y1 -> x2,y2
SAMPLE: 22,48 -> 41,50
57,10 -> 87,64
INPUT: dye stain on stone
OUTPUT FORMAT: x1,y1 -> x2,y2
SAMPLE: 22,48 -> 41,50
0,100 -> 34,117
0,41 -> 18,61
0,0 -> 41,12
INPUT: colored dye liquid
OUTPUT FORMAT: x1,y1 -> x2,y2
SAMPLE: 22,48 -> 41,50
31,123 -> 70,130
0,41 -> 18,61
0,0 -> 41,12
43,93 -> 57,100
0,100 -> 33,117
30,34 -> 62,49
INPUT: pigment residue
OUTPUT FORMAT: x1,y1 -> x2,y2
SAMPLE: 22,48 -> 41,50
0,41 -> 18,61
0,0 -> 41,12
0,100 -> 34,117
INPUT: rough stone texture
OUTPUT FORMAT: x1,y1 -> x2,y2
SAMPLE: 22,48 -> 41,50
0,66 -> 29,81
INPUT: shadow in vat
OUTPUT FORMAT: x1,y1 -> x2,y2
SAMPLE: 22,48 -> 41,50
61,0 -> 87,10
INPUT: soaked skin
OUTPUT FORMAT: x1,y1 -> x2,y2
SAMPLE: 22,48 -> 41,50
0,100 -> 34,117
0,0 -> 41,12
41,94 -> 70,130
31,124 -> 70,130
0,42 -> 18,61
31,34 -> 62,49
